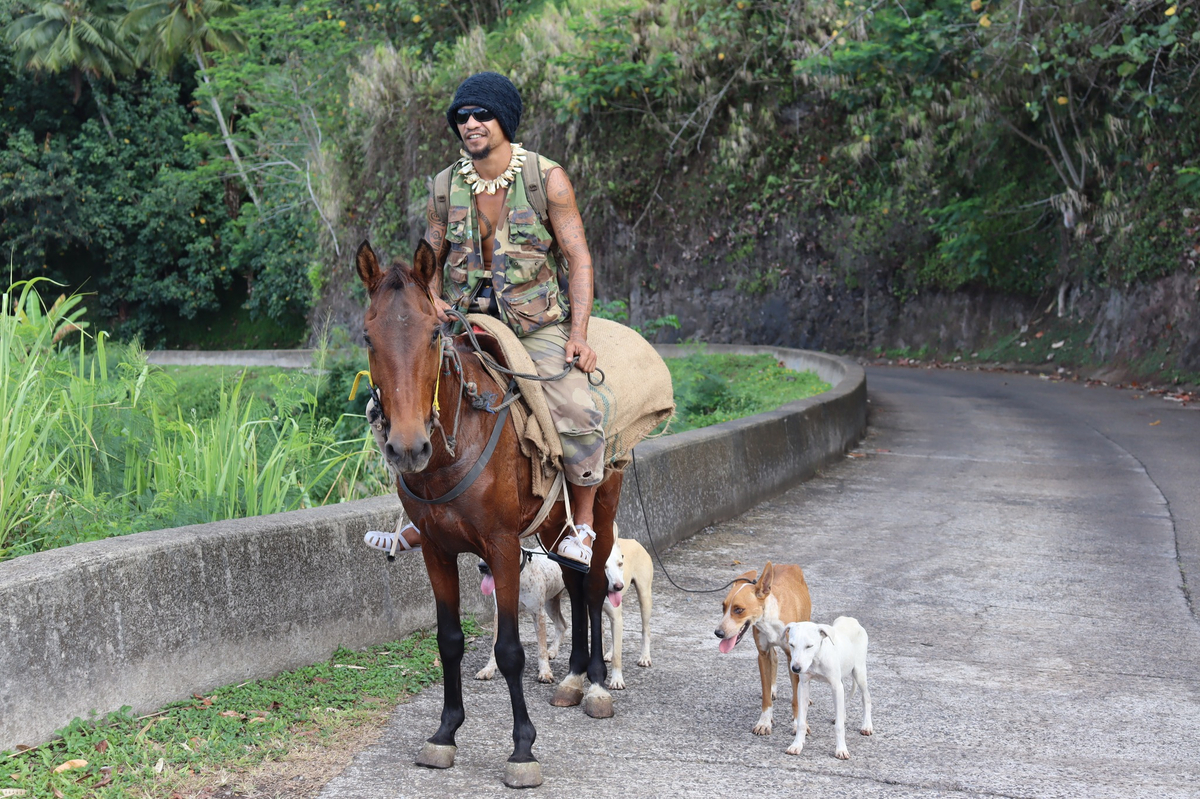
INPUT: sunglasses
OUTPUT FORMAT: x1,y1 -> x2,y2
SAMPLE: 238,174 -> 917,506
454,106 -> 496,125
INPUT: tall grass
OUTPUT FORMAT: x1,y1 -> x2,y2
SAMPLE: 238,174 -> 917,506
0,281 -> 389,561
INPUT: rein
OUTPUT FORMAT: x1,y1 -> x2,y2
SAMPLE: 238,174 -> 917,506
399,379 -> 518,505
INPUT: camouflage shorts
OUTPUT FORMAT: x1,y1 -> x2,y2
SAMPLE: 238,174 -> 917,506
520,323 -> 605,487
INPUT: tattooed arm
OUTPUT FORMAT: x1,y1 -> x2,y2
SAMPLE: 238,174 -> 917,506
545,166 -> 598,373
423,195 -> 451,322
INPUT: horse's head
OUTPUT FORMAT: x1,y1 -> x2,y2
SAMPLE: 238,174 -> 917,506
355,239 -> 443,474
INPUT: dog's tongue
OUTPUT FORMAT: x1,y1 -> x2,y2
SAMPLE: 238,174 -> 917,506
607,590 -> 622,608
718,636 -> 738,654
480,574 -> 495,596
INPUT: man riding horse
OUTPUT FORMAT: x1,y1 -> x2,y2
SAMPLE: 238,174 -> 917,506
364,71 -> 604,571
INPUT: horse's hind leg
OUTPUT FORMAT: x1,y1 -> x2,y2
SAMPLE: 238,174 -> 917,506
550,568 -> 590,708
415,548 -> 465,770
582,473 -> 622,716
489,551 -> 542,788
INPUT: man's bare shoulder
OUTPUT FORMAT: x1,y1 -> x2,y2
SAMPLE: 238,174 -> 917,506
543,163 -> 578,210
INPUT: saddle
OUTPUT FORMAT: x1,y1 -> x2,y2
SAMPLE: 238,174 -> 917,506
463,314 -> 675,499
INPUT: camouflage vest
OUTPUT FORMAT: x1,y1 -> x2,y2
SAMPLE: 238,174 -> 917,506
442,154 -> 569,337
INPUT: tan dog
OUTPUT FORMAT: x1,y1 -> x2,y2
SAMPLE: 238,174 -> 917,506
601,535 -> 654,690
714,562 -> 812,737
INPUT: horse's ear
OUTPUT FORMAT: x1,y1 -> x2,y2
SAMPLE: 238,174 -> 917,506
412,239 -> 439,290
356,241 -> 383,293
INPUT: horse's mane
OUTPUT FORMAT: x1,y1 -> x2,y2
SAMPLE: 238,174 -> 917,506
380,261 -> 410,292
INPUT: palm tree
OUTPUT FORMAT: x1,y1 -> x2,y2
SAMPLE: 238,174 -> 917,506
4,0 -> 135,136
124,0 -> 262,210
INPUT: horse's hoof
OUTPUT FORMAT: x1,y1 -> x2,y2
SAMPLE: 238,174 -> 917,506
550,684 -> 584,707
503,760 -> 543,789
414,742 -> 457,769
583,692 -> 614,719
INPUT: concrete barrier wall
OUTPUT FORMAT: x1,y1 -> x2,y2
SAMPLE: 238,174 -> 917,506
0,348 -> 864,750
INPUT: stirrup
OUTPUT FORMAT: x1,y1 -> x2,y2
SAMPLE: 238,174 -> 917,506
549,524 -> 595,573
363,522 -> 420,554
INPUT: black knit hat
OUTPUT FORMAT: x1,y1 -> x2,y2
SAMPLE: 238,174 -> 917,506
446,72 -> 523,142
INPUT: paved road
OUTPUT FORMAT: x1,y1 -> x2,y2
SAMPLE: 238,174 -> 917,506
319,366 -> 1200,798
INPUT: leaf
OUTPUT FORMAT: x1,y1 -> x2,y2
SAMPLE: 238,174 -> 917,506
333,664 -> 367,670
979,14 -> 991,27
218,710 -> 246,719
1150,420 -> 1161,426
1117,61 -> 1138,77
0,790 -> 29,797
1166,5 -> 1176,15
154,758 -> 164,774
94,740 -> 109,754
52,760 -> 86,774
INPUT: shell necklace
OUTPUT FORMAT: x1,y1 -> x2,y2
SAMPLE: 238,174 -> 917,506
457,142 -> 528,195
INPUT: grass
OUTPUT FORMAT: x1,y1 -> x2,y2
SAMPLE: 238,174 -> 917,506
664,350 -> 831,432
1,619 -> 482,798
0,280 -> 389,561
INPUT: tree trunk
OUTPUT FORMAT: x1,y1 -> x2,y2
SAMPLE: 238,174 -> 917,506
83,72 -> 116,142
194,51 -> 262,211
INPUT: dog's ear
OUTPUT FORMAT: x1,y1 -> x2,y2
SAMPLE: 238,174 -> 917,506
817,624 -> 837,645
754,561 -> 774,599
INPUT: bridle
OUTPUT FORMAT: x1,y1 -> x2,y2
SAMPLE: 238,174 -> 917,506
353,289 -> 596,506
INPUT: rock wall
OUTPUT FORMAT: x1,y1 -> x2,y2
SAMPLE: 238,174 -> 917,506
316,207 -> 1199,376
594,215 -> 1199,374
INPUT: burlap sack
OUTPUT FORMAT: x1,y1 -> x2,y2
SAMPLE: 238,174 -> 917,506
465,314 -> 675,497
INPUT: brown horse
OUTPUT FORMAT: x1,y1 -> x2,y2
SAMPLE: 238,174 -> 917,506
355,240 -> 621,788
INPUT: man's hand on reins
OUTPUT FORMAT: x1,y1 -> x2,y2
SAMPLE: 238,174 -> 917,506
433,296 -> 452,324
565,336 -> 598,373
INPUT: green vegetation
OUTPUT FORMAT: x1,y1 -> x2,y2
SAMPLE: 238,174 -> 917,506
666,350 -> 830,432
0,620 -> 480,798
0,280 -> 387,561
3,0 -> 1195,352
2,281 -> 825,559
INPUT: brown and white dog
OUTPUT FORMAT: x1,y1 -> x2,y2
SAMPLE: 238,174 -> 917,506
601,535 -> 654,690
475,550 -> 568,684
714,561 -> 812,737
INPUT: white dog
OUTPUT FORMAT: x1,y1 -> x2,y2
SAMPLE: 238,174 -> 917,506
602,535 -> 654,690
783,616 -> 873,759
475,550 -> 568,684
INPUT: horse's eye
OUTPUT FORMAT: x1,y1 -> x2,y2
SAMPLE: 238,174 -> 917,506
362,332 -> 373,349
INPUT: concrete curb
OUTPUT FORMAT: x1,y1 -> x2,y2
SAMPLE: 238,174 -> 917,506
0,347 -> 864,750
146,350 -> 317,368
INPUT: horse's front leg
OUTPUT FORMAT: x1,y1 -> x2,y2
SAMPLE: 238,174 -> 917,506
414,547 -> 465,770
488,551 -> 543,788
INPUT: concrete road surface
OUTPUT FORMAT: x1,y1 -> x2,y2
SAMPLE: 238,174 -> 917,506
319,366 -> 1200,798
